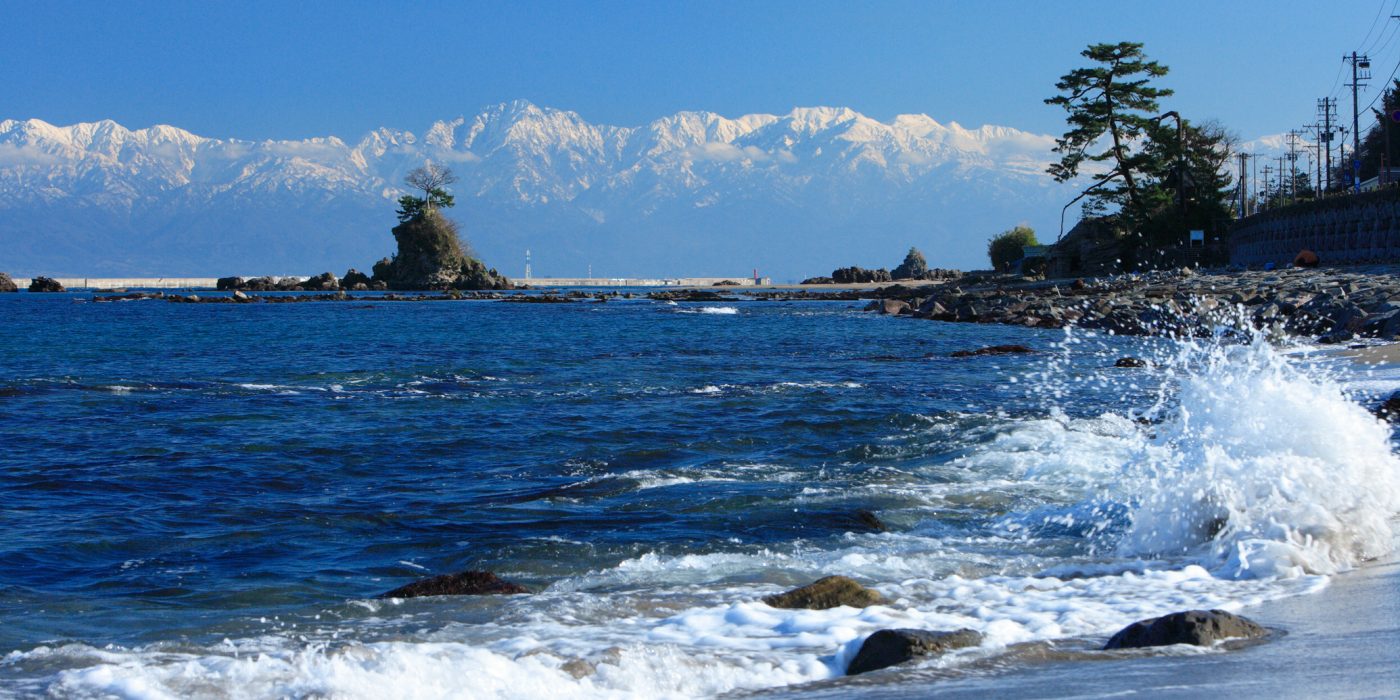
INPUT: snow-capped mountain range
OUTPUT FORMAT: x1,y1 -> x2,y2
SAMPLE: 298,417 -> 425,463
0,100 -> 1081,278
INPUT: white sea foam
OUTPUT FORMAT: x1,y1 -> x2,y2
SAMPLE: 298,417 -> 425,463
674,306 -> 738,315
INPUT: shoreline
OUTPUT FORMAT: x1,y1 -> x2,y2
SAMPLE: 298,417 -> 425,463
15,264 -> 1400,346
763,538 -> 1400,699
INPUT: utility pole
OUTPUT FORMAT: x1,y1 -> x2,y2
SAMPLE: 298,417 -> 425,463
1339,126 -> 1349,189
1304,123 -> 1323,195
1318,98 -> 1337,191
1236,152 -> 1250,217
1262,163 -> 1274,210
1286,130 -> 1303,203
1346,52 -> 1371,192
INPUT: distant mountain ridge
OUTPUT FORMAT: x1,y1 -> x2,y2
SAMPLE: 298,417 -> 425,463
0,100 -> 1081,278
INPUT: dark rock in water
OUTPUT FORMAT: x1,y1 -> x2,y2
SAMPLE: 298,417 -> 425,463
0,272 -> 16,292
831,266 -> 892,284
855,509 -> 889,532
342,268 -> 372,288
1104,609 -> 1267,649
1374,392 -> 1400,422
216,276 -> 242,291
846,628 -> 984,675
762,575 -> 883,610
879,299 -> 910,315
28,276 -> 64,292
949,344 -> 1034,358
302,272 -> 340,291
1293,249 -> 1320,268
379,570 -> 529,599
1115,357 -> 1149,368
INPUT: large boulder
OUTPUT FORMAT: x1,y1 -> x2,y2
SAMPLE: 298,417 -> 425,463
216,276 -> 243,291
0,272 -> 16,292
302,272 -> 340,291
28,276 -> 64,292
846,628 -> 984,675
342,268 -> 372,288
1104,609 -> 1267,650
379,570 -> 529,599
762,575 -> 883,610
873,299 -> 910,315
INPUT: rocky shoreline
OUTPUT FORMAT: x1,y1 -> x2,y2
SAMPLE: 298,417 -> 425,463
858,265 -> 1400,343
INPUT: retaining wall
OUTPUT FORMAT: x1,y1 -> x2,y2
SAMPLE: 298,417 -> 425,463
1229,188 -> 1400,266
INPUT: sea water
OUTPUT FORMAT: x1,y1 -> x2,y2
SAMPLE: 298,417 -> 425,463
0,293 -> 1397,698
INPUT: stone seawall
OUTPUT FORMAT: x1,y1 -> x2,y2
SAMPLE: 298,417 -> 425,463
1229,188 -> 1400,266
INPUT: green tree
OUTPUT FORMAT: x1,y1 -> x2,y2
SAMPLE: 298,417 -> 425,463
987,226 -> 1039,272
396,164 -> 458,223
1045,42 -> 1173,222
1134,119 -> 1237,246
1352,79 -> 1400,185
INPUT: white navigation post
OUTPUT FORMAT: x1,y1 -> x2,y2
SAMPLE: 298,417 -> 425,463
524,249 -> 532,280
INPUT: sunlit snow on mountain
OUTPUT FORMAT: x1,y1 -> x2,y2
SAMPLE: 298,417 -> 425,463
0,101 -> 1081,278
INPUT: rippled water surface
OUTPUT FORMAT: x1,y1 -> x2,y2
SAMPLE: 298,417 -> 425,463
1,292 -> 1397,698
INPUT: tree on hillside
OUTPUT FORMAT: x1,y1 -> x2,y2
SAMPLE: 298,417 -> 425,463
1045,42 -> 1173,222
397,163 -> 458,223
987,226 -> 1039,272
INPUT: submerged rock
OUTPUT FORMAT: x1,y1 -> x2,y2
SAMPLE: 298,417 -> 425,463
949,344 -> 1034,358
1374,392 -> 1400,422
1115,357 -> 1149,368
846,628 -> 984,675
380,570 -> 529,599
1104,609 -> 1267,649
762,575 -> 883,610
28,276 -> 64,292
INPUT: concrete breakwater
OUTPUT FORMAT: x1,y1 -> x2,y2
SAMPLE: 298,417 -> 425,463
13,277 -> 246,290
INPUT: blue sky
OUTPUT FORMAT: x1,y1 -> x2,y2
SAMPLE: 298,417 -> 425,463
4,0 -> 1399,141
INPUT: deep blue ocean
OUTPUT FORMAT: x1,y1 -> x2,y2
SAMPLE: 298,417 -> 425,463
1,292 -> 1397,699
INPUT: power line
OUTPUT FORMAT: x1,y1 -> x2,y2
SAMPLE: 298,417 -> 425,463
1358,0 -> 1392,53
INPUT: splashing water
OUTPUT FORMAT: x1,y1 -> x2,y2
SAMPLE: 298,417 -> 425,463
1111,330 -> 1400,578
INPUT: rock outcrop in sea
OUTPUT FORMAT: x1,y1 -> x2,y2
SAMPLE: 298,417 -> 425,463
27,276 -> 63,292
0,272 -> 16,292
379,570 -> 529,599
372,210 -> 512,290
